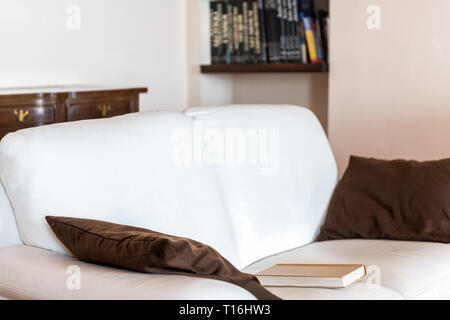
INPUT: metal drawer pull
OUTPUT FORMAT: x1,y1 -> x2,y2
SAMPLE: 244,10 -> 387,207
97,104 -> 112,117
14,109 -> 30,123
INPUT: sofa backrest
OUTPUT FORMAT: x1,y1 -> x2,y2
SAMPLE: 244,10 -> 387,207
0,105 -> 337,269
0,111 -> 240,266
186,105 -> 337,267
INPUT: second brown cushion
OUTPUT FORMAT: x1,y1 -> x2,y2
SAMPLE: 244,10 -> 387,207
317,156 -> 450,243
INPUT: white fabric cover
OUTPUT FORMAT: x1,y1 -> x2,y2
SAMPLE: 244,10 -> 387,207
0,183 -> 22,248
0,111 -> 240,266
186,105 -> 337,267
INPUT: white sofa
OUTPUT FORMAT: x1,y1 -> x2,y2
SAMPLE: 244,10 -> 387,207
0,105 -> 448,300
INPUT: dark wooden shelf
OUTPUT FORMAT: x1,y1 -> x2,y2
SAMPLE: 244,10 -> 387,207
200,62 -> 328,74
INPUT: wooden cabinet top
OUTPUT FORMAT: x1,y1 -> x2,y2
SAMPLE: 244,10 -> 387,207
0,86 -> 148,97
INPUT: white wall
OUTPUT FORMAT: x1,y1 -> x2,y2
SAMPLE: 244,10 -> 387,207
0,0 -> 188,111
329,0 -> 450,174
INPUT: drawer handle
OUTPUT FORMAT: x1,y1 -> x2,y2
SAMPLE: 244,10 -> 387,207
14,109 -> 30,123
98,104 -> 112,118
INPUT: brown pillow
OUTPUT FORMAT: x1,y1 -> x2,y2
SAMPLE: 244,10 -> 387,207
317,156 -> 450,243
45,216 -> 280,300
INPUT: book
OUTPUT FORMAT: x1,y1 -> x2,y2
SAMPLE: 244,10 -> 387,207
252,0 -> 263,63
301,14 -> 318,63
299,18 -> 308,63
247,0 -> 257,63
266,0 -> 281,63
226,0 -> 234,64
220,1 -> 230,64
317,9 -> 329,62
237,0 -> 245,63
257,0 -> 268,63
276,0 -> 287,62
256,264 -> 366,288
210,1 -> 220,64
232,0 -> 241,63
291,0 -> 302,62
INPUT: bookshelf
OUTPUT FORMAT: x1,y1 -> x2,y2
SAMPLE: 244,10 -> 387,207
201,0 -> 330,74
194,0 -> 330,133
201,62 -> 328,73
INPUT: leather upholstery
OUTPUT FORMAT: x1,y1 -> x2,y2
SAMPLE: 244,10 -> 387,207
0,105 -> 448,300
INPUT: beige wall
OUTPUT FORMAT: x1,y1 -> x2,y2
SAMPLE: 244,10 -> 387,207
233,74 -> 329,132
329,0 -> 450,175
0,0 -> 188,111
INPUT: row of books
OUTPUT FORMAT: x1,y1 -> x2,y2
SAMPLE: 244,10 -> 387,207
209,0 -> 329,65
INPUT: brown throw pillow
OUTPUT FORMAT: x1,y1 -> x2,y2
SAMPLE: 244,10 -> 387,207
317,156 -> 450,243
45,216 -> 280,300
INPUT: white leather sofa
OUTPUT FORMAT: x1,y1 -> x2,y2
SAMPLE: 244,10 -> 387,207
0,105 -> 449,300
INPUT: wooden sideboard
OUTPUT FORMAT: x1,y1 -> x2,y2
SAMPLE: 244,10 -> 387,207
0,86 -> 147,139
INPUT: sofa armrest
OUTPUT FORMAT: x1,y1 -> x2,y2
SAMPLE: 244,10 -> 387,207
0,181 -> 22,248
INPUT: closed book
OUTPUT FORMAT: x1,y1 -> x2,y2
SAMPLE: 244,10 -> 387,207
242,0 -> 250,63
267,0 -> 281,62
210,1 -> 221,64
299,18 -> 308,63
276,0 -> 287,62
226,0 -> 234,64
220,1 -> 230,64
301,15 -> 318,63
291,0 -> 302,62
237,0 -> 245,63
247,0 -> 257,63
257,0 -> 268,63
256,264 -> 366,288
313,18 -> 323,61
232,0 -> 241,63
264,0 -> 274,62
252,0 -> 262,63
318,9 -> 328,62
216,1 -> 224,63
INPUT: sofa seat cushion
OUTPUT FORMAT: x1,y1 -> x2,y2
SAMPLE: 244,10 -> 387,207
0,245 -> 255,300
2,240 -> 450,300
244,239 -> 450,300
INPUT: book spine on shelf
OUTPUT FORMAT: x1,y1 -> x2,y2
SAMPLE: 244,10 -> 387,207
318,9 -> 329,62
314,18 -> 324,62
283,0 -> 294,62
286,0 -> 297,62
243,0 -> 250,63
257,0 -> 268,63
210,1 -> 220,64
227,0 -> 234,64
221,1 -> 230,64
252,0 -> 262,63
267,0 -> 281,63
217,1 -> 224,63
301,14 -> 318,63
291,0 -> 302,62
247,0 -> 256,63
299,18 -> 308,63
232,0 -> 241,64
276,0 -> 287,62
237,0 -> 245,63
